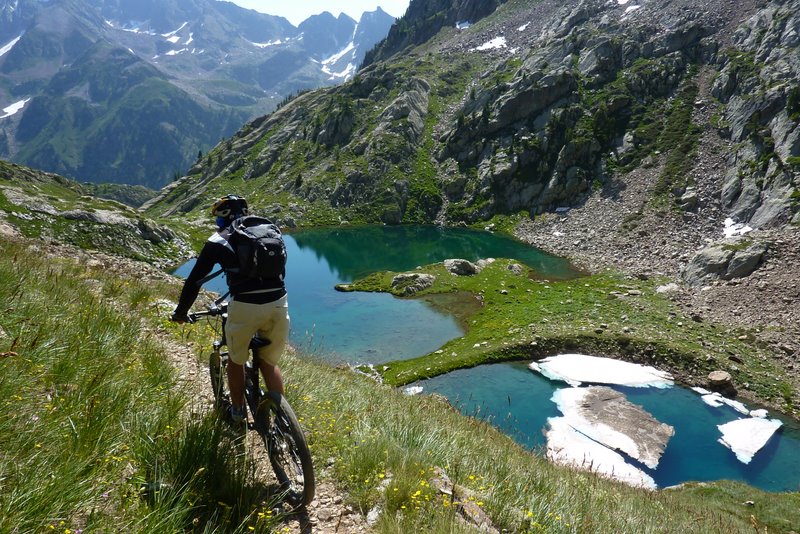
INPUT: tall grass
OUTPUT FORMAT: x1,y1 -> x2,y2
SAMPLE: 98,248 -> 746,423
0,238 -> 281,533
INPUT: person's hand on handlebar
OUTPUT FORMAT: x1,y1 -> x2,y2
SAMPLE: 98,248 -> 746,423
170,312 -> 192,324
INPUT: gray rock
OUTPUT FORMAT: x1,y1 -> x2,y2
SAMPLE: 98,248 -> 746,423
682,239 -> 769,285
444,258 -> 479,276
391,273 -> 436,296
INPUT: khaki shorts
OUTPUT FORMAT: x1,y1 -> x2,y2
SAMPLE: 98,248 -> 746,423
225,295 -> 289,366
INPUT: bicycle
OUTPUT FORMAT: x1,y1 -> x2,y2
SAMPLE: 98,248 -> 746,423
188,300 -> 315,509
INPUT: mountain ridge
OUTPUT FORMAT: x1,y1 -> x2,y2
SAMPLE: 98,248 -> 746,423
0,0 -> 396,187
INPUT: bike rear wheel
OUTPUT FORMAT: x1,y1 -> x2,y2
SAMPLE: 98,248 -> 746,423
256,391 -> 315,508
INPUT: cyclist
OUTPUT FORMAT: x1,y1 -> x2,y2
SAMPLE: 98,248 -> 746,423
171,194 -> 289,424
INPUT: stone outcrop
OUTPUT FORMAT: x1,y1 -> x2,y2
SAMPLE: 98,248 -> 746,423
391,272 -> 436,295
444,258 -> 479,276
682,238 -> 769,285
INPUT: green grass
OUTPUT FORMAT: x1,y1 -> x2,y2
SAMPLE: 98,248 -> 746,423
3,232 -> 800,533
0,236 -> 283,533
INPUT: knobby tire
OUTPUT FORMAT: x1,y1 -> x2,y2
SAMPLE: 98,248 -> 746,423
256,391 -> 316,508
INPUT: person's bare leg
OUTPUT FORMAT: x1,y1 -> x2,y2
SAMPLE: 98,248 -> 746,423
227,361 -> 245,408
259,360 -> 284,395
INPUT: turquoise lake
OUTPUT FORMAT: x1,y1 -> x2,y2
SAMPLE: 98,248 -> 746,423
176,224 -> 800,492
175,224 -> 578,363
415,363 -> 800,492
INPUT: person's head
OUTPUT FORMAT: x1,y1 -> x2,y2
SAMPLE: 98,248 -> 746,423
211,194 -> 249,228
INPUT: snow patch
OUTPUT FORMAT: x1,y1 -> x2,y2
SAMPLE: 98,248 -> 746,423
185,33 -> 194,45
0,34 -> 22,58
403,386 -> 423,396
162,22 -> 188,38
518,23 -> 530,32
166,35 -> 180,44
456,21 -> 471,30
625,5 -> 641,13
718,417 -> 782,464
321,42 -> 357,80
529,354 -> 674,388
546,417 -> 657,489
723,217 -> 753,238
471,36 -> 507,52
0,98 -> 29,119
165,48 -> 188,56
250,39 -> 283,48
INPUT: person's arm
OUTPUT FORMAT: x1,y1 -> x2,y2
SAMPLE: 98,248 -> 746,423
172,244 -> 219,320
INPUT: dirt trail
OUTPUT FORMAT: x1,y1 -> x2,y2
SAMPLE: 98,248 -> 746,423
164,334 -> 372,534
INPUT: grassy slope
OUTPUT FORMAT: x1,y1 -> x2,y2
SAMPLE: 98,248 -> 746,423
2,233 -> 798,533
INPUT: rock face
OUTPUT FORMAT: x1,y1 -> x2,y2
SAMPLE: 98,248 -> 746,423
147,0 -> 800,235
682,238 -> 769,285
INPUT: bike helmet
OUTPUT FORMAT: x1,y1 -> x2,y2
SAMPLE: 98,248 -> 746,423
211,194 -> 249,219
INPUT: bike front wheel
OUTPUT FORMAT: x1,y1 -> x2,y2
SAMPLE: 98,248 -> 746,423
256,391 -> 315,508
208,351 -> 230,413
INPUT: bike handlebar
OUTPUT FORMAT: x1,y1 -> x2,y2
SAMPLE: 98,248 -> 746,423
187,303 -> 229,323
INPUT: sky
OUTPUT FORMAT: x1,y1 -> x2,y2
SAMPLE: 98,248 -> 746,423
224,1 -> 411,26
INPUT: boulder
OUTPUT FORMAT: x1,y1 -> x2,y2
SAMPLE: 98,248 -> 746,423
391,273 -> 436,296
444,259 -> 478,276
708,370 -> 736,395
681,239 -> 768,285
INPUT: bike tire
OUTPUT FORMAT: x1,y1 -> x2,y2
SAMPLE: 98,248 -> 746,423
243,361 -> 262,421
256,391 -> 315,508
208,351 -> 230,413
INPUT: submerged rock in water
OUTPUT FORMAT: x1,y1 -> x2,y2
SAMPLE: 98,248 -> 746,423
551,386 -> 674,470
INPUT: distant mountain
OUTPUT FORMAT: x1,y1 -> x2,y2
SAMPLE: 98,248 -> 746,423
0,0 -> 396,187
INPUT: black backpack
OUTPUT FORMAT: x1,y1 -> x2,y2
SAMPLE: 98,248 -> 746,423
230,216 -> 287,280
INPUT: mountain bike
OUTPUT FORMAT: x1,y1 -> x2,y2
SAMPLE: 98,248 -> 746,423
188,301 -> 315,509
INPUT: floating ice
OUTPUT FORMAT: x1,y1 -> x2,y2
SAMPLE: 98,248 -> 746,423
529,354 -> 674,388
546,417 -> 657,489
698,391 -> 750,415
552,387 -> 673,469
718,417 -> 782,464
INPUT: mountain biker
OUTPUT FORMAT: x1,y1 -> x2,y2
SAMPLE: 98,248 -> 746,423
170,194 -> 289,424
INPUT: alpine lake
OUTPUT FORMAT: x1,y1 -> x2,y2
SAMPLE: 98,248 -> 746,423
175,224 -> 800,492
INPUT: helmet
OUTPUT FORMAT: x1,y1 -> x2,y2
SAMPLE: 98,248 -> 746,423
210,194 -> 249,220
